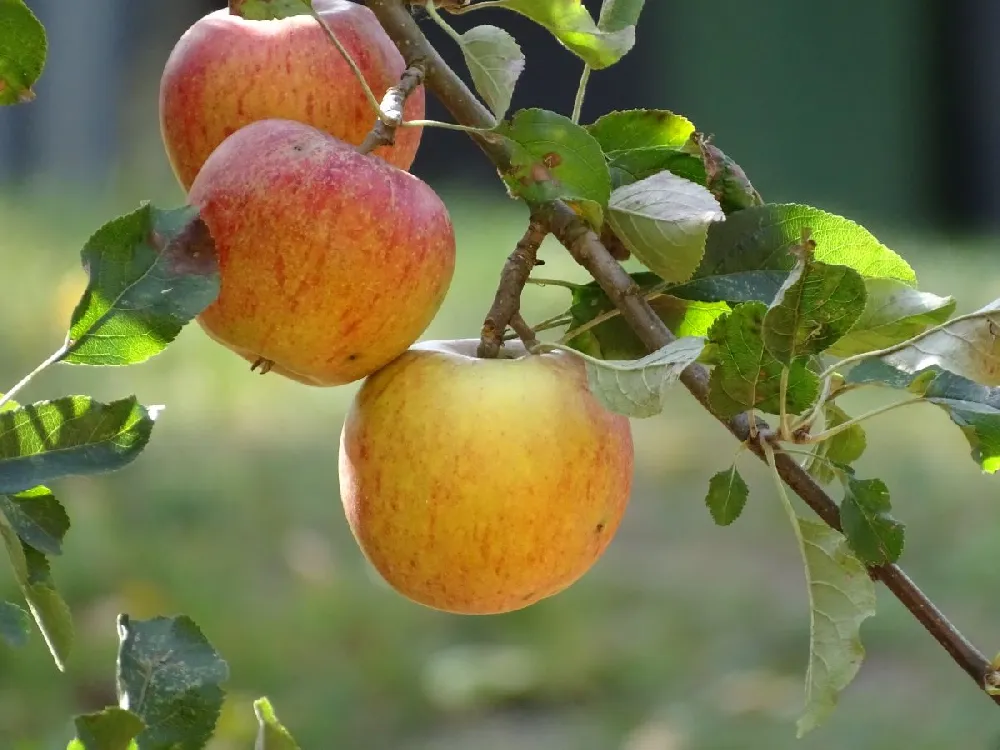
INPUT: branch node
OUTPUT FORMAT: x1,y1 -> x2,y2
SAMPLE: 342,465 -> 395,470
358,60 -> 426,155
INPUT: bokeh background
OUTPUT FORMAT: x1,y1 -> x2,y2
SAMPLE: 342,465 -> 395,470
2,1 -> 1000,748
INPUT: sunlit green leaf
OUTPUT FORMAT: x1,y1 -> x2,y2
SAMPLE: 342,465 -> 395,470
705,465 -> 748,526
0,397 -> 159,495
254,697 -> 301,750
567,276 -> 728,360
228,0 -> 310,20
923,371 -> 1000,474
586,109 -> 697,188
65,204 -> 219,366
117,614 -> 229,749
68,708 -> 144,750
0,520 -> 73,670
706,302 -> 820,417
482,0 -> 635,68
496,108 -> 611,227
542,338 -> 705,418
696,204 -> 915,285
0,0 -> 46,105
805,404 -> 866,485
762,236 -> 867,363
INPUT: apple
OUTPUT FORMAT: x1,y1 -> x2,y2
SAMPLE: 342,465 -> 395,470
159,0 -> 424,190
338,339 -> 635,614
188,118 -> 455,386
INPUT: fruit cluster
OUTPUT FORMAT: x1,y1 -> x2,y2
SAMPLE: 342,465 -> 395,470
159,0 -> 634,615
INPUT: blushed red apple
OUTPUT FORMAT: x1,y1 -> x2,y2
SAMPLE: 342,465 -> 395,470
339,339 -> 635,614
159,0 -> 424,190
187,118 -> 455,386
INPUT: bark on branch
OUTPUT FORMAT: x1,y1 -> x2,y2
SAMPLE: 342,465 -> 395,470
363,0 -> 1000,705
357,61 -> 426,155
477,218 -> 547,358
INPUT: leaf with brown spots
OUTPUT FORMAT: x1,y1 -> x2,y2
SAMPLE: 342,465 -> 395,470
496,108 -> 611,228
63,204 -> 220,366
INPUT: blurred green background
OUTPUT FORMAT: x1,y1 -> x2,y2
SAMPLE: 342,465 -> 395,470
3,1 -> 1000,749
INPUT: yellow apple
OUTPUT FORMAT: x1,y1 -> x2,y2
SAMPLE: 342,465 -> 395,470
338,339 -> 635,614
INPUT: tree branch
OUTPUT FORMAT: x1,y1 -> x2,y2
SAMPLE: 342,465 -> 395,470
364,0 -> 1000,705
358,61 -> 426,155
477,218 -> 547,358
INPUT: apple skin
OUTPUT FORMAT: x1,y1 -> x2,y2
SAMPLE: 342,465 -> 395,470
339,339 -> 635,615
188,118 -> 456,386
159,0 -> 424,190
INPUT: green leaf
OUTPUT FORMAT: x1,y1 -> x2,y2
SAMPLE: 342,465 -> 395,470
0,0 -> 46,105
840,477 -> 904,566
586,109 -> 697,188
459,25 -> 524,120
116,614 -> 230,750
254,697 -> 300,750
68,708 -> 144,750
566,275 -> 728,360
805,404 -> 866,485
597,0 -> 644,32
706,302 -> 820,417
484,0 -> 635,68
541,338 -> 705,418
496,108 -> 611,227
0,396 -> 159,495
607,171 -> 724,284
843,359 -> 938,394
0,485 -> 68,556
65,203 -> 219,366
669,270 -> 787,305
761,235 -> 868,363
0,520 -> 73,670
696,204 -> 915,285
228,0 -> 310,20
792,519 -> 876,736
705,465 -> 749,526
879,299 -> 1000,387
827,279 -> 956,357
0,600 -> 31,647
922,371 -> 1000,474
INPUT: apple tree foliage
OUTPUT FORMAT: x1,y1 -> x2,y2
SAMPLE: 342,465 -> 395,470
2,0 -> 1000,745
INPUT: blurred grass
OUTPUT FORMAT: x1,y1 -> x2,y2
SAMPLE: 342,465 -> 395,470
0,187 -> 999,750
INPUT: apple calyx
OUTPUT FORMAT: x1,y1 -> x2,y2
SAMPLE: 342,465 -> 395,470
228,0 -> 312,21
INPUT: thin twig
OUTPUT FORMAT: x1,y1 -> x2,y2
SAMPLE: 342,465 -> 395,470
510,313 -> 539,349
364,0 -> 1000,706
477,218 -> 547,358
358,62 -> 426,154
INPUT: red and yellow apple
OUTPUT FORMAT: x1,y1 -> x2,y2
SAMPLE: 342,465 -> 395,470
339,339 -> 635,614
159,0 -> 424,190
188,118 -> 455,386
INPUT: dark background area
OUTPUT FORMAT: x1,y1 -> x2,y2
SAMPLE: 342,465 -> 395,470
5,0 -> 1000,232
